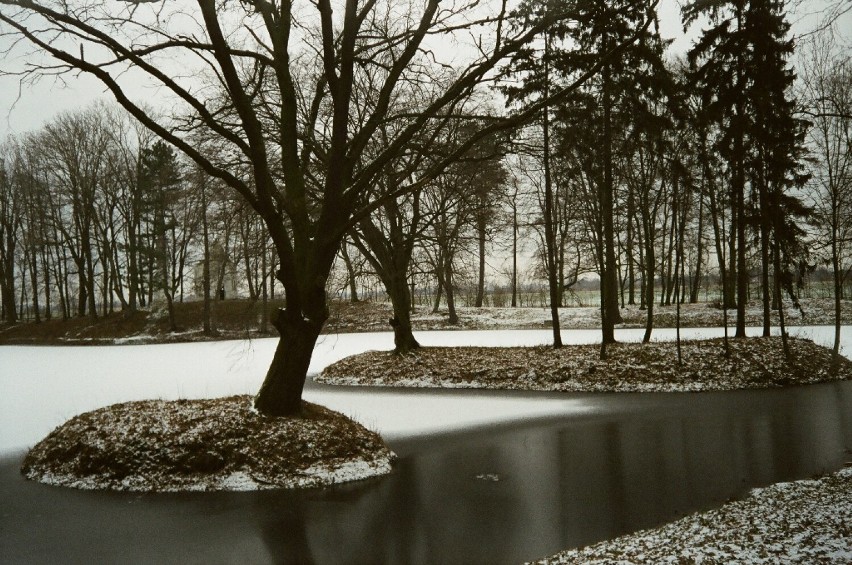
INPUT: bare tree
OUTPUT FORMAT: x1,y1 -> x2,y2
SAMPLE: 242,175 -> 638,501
800,30 -> 852,367
36,109 -> 112,319
1,0 -> 609,416
0,145 -> 21,322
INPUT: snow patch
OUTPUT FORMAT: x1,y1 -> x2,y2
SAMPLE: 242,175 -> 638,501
533,467 -> 852,564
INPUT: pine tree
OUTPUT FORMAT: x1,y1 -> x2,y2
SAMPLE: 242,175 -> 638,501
743,0 -> 810,338
685,0 -> 810,339
139,141 -> 182,332
502,0 -> 576,349
686,0 -> 751,337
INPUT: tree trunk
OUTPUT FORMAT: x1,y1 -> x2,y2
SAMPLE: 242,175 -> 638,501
831,233 -> 841,370
600,53 -> 621,349
53,245 -> 69,320
511,203 -> 518,308
201,180 -> 213,335
261,241 -> 269,334
77,265 -> 87,317
41,246 -> 52,320
0,236 -> 17,323
735,151 -> 747,338
773,243 -> 791,361
82,228 -> 98,319
543,34 -> 562,348
388,276 -> 420,353
340,243 -> 360,303
642,215 -> 655,344
690,192 -> 704,303
157,209 -> 177,332
663,203 -> 676,305
254,310 -> 322,417
444,256 -> 458,325
432,257 -> 443,314
758,159 -> 771,337
733,14 -> 747,338
626,185 -> 636,306
28,249 -> 40,323
128,196 -> 140,311
760,220 -> 771,337
475,220 -> 486,307
636,215 -> 646,310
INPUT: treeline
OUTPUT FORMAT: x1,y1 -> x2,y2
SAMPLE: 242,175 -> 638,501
1,1 -> 850,355
498,0 -> 852,356
0,104 -> 278,331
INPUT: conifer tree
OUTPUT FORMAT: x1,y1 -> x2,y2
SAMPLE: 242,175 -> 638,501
685,0 -> 810,338
505,0 -> 665,354
139,141 -> 182,332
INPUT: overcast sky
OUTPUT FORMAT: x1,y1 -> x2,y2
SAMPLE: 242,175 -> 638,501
0,0 -> 847,140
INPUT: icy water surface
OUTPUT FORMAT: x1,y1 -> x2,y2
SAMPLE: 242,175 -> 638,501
2,380 -> 850,564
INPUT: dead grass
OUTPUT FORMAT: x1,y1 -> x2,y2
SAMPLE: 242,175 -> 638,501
319,337 -> 852,393
21,396 -> 395,492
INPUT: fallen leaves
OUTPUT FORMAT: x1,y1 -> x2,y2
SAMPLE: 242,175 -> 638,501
21,396 -> 395,492
319,337 -> 852,393
531,467 -> 852,564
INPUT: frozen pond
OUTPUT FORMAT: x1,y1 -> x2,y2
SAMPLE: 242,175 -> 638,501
2,325 -> 849,453
0,326 -> 850,563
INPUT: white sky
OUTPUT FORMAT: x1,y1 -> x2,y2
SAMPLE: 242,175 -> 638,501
0,1 -> 847,140
0,0 -> 693,140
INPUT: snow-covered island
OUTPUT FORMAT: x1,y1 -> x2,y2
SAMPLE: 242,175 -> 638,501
21,396 -> 395,492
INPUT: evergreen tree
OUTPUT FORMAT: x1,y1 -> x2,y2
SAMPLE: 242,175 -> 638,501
502,0 -> 576,348
139,140 -> 182,331
743,0 -> 810,337
685,0 -> 810,338
543,0 -> 667,354
686,0 -> 751,337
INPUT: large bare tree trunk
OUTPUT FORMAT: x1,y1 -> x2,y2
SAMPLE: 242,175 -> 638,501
254,310 -> 323,417
388,275 -> 420,353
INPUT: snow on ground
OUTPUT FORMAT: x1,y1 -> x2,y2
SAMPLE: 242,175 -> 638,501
533,467 -> 852,564
0,330 -> 575,454
1,326 -> 849,455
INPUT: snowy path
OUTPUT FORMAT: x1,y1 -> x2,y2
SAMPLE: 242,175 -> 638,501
1,326 -> 849,454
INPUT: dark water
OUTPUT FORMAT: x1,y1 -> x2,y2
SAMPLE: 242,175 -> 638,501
2,382 -> 850,565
